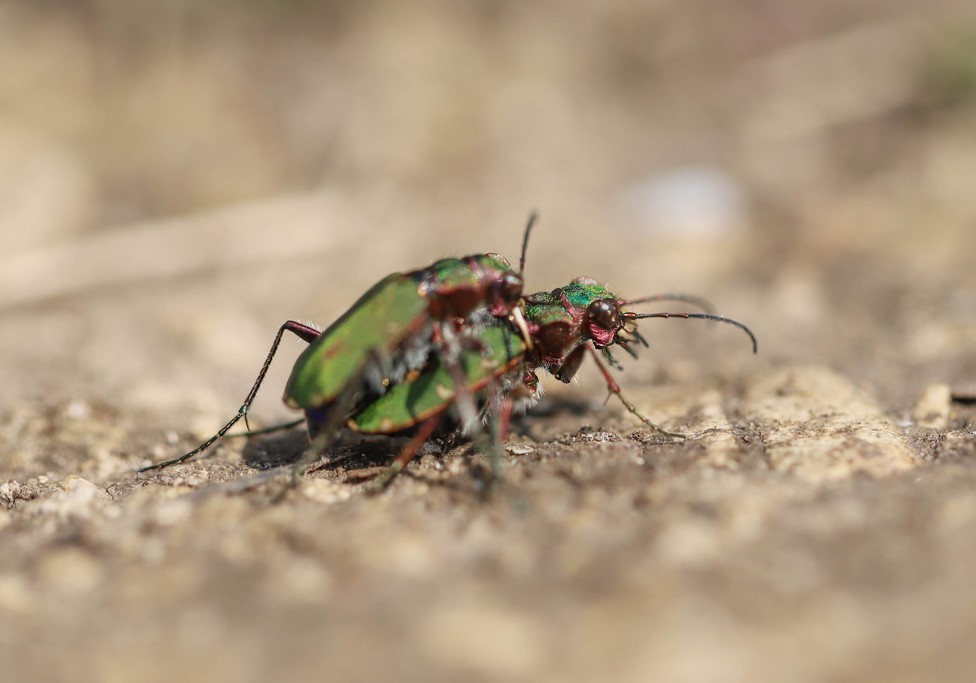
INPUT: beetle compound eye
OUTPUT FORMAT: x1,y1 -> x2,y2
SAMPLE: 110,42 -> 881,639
498,273 -> 523,305
588,299 -> 620,330
489,273 -> 524,316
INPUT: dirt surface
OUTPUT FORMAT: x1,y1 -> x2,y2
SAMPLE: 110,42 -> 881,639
3,2 -> 976,682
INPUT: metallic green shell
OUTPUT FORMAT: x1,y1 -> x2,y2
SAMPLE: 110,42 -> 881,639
349,323 -> 527,434
284,273 -> 429,409
425,253 -> 512,292
523,278 -> 615,323
284,253 -> 519,412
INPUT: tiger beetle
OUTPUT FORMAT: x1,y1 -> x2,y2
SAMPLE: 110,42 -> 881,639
339,320 -> 533,486
138,215 -> 538,475
520,277 -> 758,437
139,213 -> 758,490
353,278 -> 758,481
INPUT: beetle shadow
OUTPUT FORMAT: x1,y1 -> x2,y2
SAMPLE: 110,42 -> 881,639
241,429 -> 308,468
240,426 -> 429,472
509,395 -> 594,439
235,416 -> 551,489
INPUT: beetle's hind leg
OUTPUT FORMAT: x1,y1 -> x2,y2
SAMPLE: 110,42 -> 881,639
287,382 -> 364,478
484,383 -> 515,485
440,330 -> 511,491
364,417 -> 442,493
139,320 -> 321,474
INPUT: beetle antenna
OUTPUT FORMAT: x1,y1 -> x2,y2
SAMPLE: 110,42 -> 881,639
519,211 -> 538,278
626,312 -> 758,353
620,293 -> 714,313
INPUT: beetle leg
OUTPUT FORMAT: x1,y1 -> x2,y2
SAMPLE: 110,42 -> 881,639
439,327 -> 509,488
292,371 -> 367,477
603,347 -> 624,370
494,391 -> 514,442
438,327 -> 487,436
510,306 -> 533,351
366,416 -> 442,493
485,384 -> 515,484
585,344 -> 686,439
139,320 -> 321,473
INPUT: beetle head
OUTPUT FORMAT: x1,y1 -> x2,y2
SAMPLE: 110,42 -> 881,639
489,271 -> 524,316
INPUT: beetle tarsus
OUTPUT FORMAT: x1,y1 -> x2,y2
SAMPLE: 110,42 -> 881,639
586,345 -> 687,440
140,320 -> 323,473
364,417 -> 441,494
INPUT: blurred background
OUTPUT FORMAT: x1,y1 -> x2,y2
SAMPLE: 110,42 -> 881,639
2,0 -> 975,417
3,1 -> 976,681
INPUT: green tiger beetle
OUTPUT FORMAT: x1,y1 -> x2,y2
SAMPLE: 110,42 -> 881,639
138,215 -> 538,474
139,216 -> 757,490
338,321 -> 532,485
520,277 -> 758,437
297,279 -> 756,488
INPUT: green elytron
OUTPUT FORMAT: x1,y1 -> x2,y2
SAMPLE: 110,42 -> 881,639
347,323 -> 528,435
139,213 -> 757,487
138,217 -> 536,474
299,276 -> 755,484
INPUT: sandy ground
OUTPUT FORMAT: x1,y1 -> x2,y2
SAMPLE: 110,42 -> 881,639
2,2 -> 976,681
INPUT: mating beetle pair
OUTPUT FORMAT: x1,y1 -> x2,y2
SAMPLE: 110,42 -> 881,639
139,215 -> 757,485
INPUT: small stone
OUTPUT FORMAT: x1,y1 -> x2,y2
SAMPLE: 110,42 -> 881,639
27,476 -> 109,521
0,480 -> 22,507
65,400 -> 90,420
